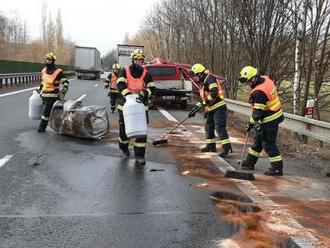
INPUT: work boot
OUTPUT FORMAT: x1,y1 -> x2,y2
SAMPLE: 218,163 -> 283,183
119,142 -> 130,157
37,120 -> 48,132
264,167 -> 283,176
135,158 -> 146,166
218,144 -> 233,157
240,154 -> 258,170
201,144 -> 216,152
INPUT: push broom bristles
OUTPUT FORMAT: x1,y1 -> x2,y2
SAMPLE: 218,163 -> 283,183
225,170 -> 255,180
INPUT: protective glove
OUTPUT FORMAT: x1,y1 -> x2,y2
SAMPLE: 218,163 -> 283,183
104,84 -> 109,89
246,122 -> 255,132
188,106 -> 200,118
36,88 -> 41,94
138,90 -> 149,101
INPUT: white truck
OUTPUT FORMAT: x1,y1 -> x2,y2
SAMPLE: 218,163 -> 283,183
117,44 -> 144,67
74,46 -> 101,80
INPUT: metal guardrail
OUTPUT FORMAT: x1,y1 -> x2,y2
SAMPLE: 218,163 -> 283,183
0,71 -> 75,88
225,98 -> 330,144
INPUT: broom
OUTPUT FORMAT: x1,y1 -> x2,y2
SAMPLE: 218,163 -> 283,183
225,132 -> 255,180
152,106 -> 201,146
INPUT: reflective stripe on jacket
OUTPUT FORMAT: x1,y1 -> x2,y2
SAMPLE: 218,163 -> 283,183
200,74 -> 225,112
249,75 -> 282,123
125,66 -> 146,92
41,68 -> 62,92
249,76 -> 281,112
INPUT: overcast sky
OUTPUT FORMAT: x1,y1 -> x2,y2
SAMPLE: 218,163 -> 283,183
0,0 -> 159,56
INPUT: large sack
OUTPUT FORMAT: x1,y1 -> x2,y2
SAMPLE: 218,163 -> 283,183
49,100 -> 110,139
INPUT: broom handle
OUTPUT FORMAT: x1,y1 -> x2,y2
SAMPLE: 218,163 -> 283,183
159,116 -> 190,140
239,132 -> 249,170
159,106 -> 201,140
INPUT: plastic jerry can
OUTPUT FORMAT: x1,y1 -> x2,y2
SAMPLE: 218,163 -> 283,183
29,90 -> 43,120
123,94 -> 147,138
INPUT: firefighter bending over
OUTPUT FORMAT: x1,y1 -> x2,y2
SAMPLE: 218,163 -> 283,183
116,49 -> 155,165
239,66 -> 284,176
189,63 -> 232,157
36,53 -> 69,132
105,63 -> 121,113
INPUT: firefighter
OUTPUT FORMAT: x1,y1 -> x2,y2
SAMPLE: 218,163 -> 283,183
105,63 -> 121,113
239,66 -> 284,176
116,49 -> 155,165
189,63 -> 232,157
36,52 -> 69,132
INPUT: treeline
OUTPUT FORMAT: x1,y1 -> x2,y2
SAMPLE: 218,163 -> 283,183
0,2 -> 74,66
130,0 -> 330,119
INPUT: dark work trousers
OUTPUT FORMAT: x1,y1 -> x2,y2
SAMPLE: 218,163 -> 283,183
248,125 -> 283,169
109,91 -> 119,112
204,105 -> 230,147
39,97 -> 58,130
118,109 -> 148,159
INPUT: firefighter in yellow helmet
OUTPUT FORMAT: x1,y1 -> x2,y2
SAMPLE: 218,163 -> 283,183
116,49 -> 156,165
36,53 -> 69,132
189,63 -> 232,157
239,66 -> 284,176
105,63 -> 121,113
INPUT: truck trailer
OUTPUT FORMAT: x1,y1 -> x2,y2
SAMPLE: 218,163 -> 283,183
74,46 -> 101,80
117,44 -> 144,67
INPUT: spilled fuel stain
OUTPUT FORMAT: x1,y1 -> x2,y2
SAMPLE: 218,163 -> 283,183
104,119 -> 330,247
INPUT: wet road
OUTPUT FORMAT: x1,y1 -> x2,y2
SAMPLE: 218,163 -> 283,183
0,79 -> 238,247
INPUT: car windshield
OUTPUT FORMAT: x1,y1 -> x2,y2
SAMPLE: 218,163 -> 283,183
147,67 -> 176,77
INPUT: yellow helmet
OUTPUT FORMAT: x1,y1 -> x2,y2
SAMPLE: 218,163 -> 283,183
190,63 -> 205,76
45,52 -> 56,61
239,66 -> 258,83
112,63 -> 121,70
130,49 -> 145,60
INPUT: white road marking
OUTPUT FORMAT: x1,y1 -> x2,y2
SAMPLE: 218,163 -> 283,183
76,94 -> 87,102
156,106 -> 178,122
0,78 -> 76,98
0,87 -> 38,98
94,84 -> 99,87
0,155 -> 13,168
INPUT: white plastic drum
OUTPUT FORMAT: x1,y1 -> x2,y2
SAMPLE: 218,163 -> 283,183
123,94 -> 147,138
29,90 -> 43,120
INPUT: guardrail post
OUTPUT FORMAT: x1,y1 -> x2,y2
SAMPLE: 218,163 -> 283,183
5,78 -> 8,87
0,78 -> 2,88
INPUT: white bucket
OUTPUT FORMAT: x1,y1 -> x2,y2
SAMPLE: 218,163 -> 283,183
123,94 -> 147,138
29,90 -> 43,120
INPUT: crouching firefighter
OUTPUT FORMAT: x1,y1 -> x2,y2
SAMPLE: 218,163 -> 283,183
36,53 -> 69,132
105,63 -> 121,113
189,63 -> 232,157
116,49 -> 155,165
239,66 -> 284,176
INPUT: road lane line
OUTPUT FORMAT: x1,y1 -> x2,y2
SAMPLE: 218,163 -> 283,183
76,94 -> 87,102
0,79 -> 76,98
156,107 -> 319,247
94,84 -> 99,87
0,87 -> 38,98
156,106 -> 178,122
0,155 -> 13,168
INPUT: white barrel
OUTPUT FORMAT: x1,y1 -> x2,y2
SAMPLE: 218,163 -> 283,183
123,94 -> 147,138
29,90 -> 43,120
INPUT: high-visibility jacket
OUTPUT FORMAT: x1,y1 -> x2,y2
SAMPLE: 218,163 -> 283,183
41,68 -> 62,92
110,74 -> 118,89
125,66 -> 146,92
249,75 -> 282,123
200,74 -> 225,112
